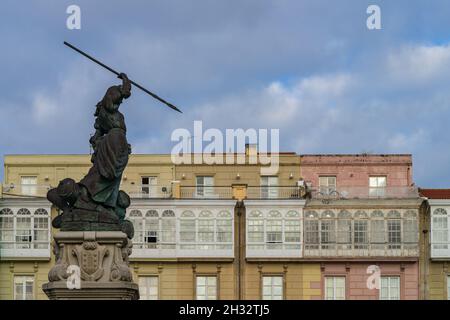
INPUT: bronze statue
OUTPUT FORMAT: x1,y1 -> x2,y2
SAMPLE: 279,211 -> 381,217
47,74 -> 134,239
47,42 -> 181,239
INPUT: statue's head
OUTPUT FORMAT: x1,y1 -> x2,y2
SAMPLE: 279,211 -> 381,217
56,178 -> 80,206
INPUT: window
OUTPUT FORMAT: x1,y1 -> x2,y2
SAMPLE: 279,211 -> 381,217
216,211 -> 233,249
129,210 -> 144,248
141,177 -> 157,197
262,276 -> 283,300
139,276 -> 158,300
160,210 -> 176,249
196,276 -> 217,300
304,211 -> 319,250
246,209 -> 301,256
321,211 -> 336,250
179,211 -> 196,250
198,211 -> 215,249
403,210 -> 418,249
387,211 -> 401,250
432,208 -> 448,250
337,210 -> 352,250
21,176 -> 37,196
0,208 -> 14,249
354,211 -> 368,250
0,207 -> 50,254
196,176 -> 214,198
324,276 -> 345,300
319,176 -> 336,195
260,176 -> 278,199
14,276 -> 34,300
379,276 -> 400,300
369,176 -> 386,197
370,210 -> 385,251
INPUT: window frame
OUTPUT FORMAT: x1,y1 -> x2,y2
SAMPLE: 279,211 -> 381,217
261,275 -> 284,300
324,276 -> 346,300
379,275 -> 401,300
138,275 -> 159,300
13,275 -> 35,300
195,275 -> 218,300
319,176 -> 337,195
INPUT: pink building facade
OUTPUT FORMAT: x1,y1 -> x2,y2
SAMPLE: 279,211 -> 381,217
301,154 -> 420,300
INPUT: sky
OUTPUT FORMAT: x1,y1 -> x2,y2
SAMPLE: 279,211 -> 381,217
1,0 -> 450,187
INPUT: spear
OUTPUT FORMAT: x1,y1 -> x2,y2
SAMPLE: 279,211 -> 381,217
63,41 -> 182,113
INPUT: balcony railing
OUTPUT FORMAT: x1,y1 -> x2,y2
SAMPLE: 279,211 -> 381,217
310,186 -> 419,199
127,184 -> 172,198
1,184 -> 51,198
179,186 -> 233,199
303,243 -> 418,257
246,186 -> 303,199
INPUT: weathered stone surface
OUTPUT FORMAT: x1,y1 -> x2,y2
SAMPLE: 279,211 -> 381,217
43,231 -> 139,300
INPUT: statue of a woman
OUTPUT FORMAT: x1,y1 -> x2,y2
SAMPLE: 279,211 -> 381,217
80,73 -> 132,208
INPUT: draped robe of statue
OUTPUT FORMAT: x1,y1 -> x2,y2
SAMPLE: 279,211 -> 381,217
79,74 -> 132,209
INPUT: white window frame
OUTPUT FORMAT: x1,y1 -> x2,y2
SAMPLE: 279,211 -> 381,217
324,276 -> 346,300
138,276 -> 159,300
431,206 -> 450,258
0,205 -> 51,259
20,176 -> 37,196
260,176 -> 279,199
262,276 -> 283,300
141,176 -> 158,198
14,275 -> 34,300
379,276 -> 400,300
319,176 -> 336,195
369,176 -> 387,197
196,276 -> 217,300
196,176 -> 215,198
245,201 -> 304,258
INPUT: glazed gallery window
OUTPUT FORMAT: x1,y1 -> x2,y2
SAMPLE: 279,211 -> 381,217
260,176 -> 279,199
262,276 -> 283,300
319,176 -> 336,195
431,208 -> 449,253
324,276 -> 346,300
180,210 -> 233,250
379,276 -> 400,300
128,209 -> 176,249
196,276 -> 217,300
303,209 -> 418,255
141,176 -> 157,197
14,276 -> 34,300
196,176 -> 214,198
369,176 -> 386,197
20,176 -> 37,196
247,210 -> 301,255
138,276 -> 158,300
0,207 -> 50,251
447,276 -> 450,300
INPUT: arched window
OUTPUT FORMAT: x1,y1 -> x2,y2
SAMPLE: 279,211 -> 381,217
128,210 -> 143,248
198,210 -> 215,249
160,210 -> 176,248
144,210 -> 159,249
216,211 -> 232,247
354,210 -> 368,249
320,210 -> 336,250
33,209 -> 49,249
180,211 -> 196,249
284,210 -> 301,244
146,210 -> 158,217
0,208 -> 14,249
432,208 -> 448,250
16,209 -> 32,249
387,210 -> 401,249
337,210 -> 352,250
370,210 -> 385,250
304,211 -> 319,250
248,210 -> 264,250
404,210 -> 418,246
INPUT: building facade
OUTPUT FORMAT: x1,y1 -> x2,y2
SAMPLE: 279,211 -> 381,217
0,152 -> 427,300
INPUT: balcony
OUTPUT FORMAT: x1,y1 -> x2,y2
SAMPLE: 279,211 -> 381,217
1,184 -> 51,198
127,184 -> 172,199
310,186 -> 419,200
246,186 -> 303,199
303,243 -> 418,258
179,186 -> 233,199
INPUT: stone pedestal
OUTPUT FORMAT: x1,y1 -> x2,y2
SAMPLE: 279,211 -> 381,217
42,231 -> 139,300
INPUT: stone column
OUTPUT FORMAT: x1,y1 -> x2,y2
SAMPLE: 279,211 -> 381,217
43,231 -> 139,300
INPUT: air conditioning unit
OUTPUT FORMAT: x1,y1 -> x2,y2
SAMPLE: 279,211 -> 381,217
297,180 -> 305,187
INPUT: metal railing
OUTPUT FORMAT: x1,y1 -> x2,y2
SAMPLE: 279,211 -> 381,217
127,184 -> 172,198
179,186 -> 233,199
246,186 -> 303,199
303,243 -> 419,257
310,186 -> 419,199
1,184 -> 51,198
